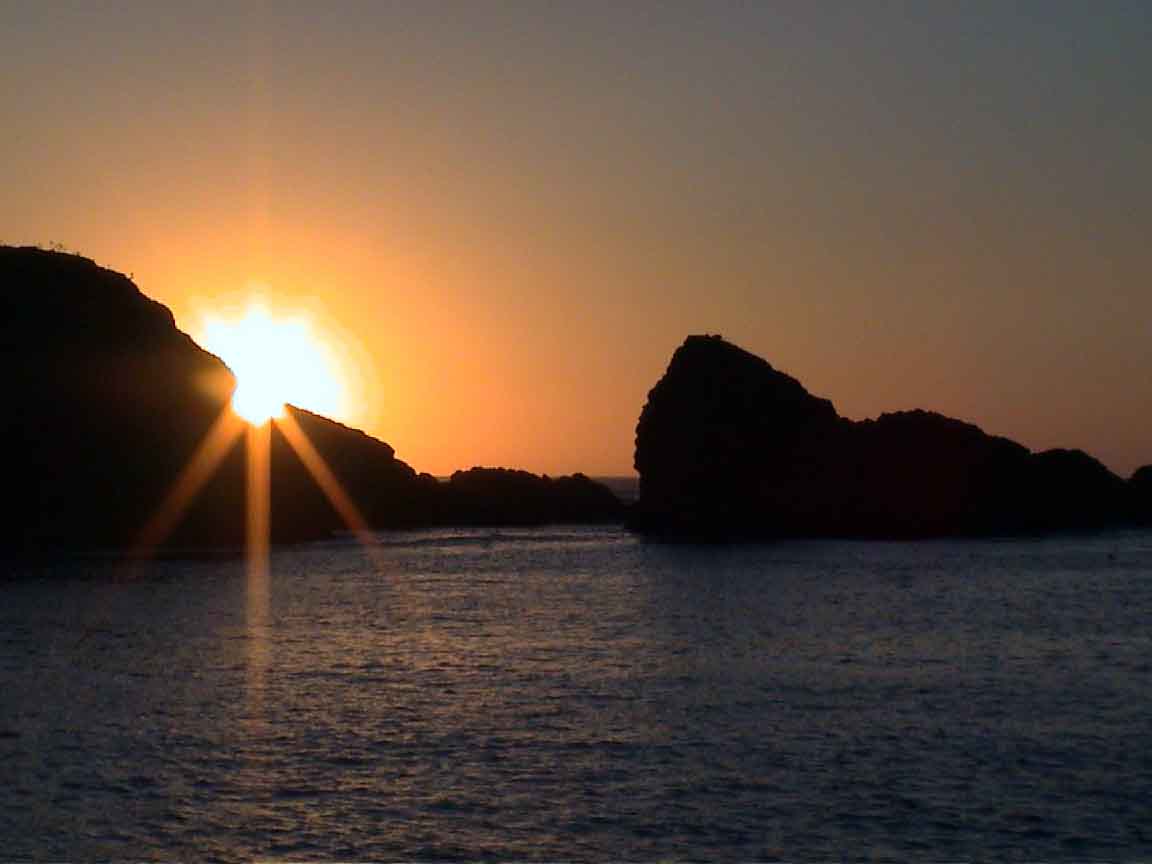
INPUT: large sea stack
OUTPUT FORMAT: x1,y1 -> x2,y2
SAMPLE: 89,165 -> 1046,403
633,335 -> 1140,538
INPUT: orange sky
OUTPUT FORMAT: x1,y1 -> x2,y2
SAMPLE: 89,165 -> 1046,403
3,3 -> 1149,477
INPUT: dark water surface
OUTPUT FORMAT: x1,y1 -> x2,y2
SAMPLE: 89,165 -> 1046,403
2,527 -> 1150,860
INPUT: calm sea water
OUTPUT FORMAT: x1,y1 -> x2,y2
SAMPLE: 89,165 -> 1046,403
2,526 -> 1150,861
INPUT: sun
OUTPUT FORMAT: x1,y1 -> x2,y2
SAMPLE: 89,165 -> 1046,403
196,300 -> 346,426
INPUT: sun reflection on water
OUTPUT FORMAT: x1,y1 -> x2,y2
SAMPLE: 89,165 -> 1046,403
245,422 -> 272,729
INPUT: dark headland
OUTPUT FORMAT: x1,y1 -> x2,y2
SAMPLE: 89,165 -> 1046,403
2,247 -> 1148,557
1,246 -> 620,557
632,334 -> 1151,538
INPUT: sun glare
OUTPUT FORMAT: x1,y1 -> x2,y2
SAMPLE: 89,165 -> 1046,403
197,300 -> 346,426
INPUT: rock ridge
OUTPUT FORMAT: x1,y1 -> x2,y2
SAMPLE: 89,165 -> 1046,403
632,334 -> 1143,537
2,247 -> 621,557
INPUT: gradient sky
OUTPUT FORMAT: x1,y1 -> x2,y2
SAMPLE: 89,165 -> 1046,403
4,1 -> 1150,476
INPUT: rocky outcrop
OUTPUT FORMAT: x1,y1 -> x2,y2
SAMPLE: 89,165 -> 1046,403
4,246 -> 230,553
2,247 -> 620,557
1133,465 -> 1152,523
633,335 -> 1143,537
438,468 -> 624,525
633,335 -> 840,535
1,246 -> 437,554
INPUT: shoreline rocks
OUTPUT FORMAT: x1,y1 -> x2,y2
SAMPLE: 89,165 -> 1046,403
1,247 -> 621,558
632,335 -> 1145,538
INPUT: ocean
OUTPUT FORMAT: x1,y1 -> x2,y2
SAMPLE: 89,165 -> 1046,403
2,525 -> 1150,860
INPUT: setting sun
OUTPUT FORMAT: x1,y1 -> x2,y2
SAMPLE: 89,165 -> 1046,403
197,300 -> 347,426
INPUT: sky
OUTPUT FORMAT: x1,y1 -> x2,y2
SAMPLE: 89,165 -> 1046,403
3,1 -> 1150,477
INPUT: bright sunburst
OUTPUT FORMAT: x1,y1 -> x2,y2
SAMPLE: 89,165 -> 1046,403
197,300 -> 346,425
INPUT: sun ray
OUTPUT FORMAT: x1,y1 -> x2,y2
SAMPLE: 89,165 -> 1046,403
245,420 -> 271,729
131,407 -> 246,557
276,410 -> 387,571
246,420 -> 272,575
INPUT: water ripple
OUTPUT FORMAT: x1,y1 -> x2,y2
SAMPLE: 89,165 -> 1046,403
1,528 -> 1151,859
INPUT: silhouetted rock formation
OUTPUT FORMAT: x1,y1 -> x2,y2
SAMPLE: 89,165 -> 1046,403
633,335 -> 1144,538
2,247 -> 433,554
267,406 -> 443,539
438,468 -> 624,525
1133,466 -> 1152,524
4,246 -> 231,553
2,247 -> 619,557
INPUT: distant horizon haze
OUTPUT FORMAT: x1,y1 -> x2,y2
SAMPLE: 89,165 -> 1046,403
3,2 -> 1149,477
